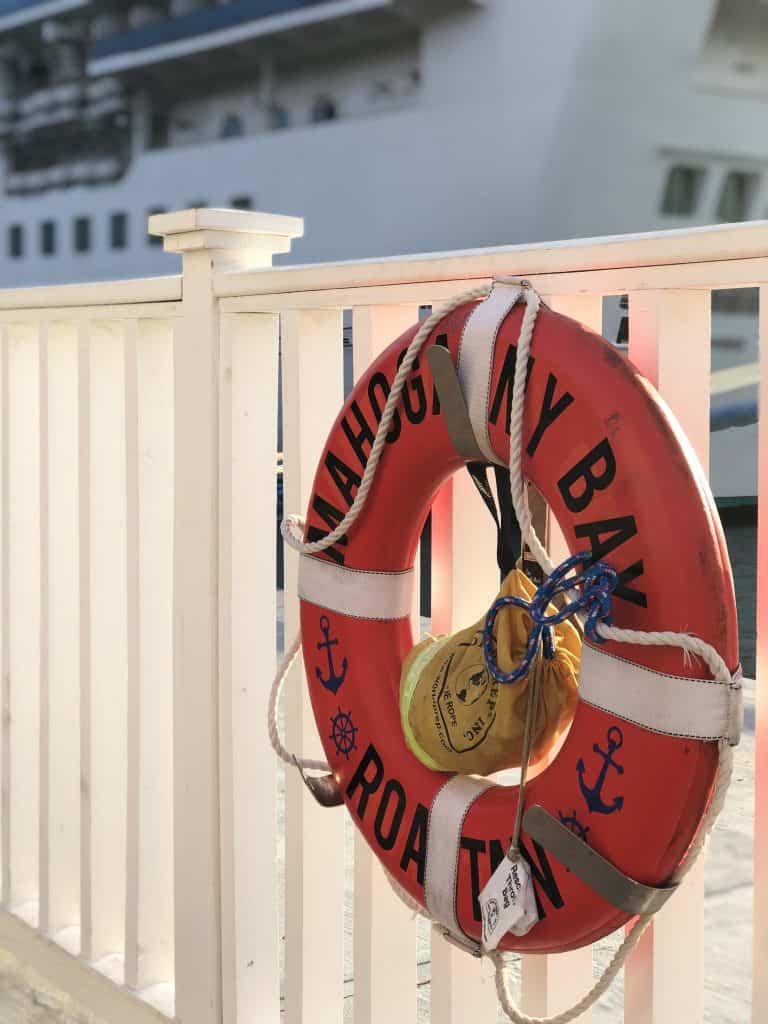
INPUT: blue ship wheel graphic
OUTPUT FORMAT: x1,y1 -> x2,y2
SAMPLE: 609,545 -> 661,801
330,706 -> 358,760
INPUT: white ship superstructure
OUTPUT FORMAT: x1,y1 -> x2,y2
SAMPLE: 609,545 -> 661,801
1,0 -> 768,278
0,0 -> 764,496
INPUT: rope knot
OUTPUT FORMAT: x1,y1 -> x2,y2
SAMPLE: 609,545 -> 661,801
482,552 -> 619,685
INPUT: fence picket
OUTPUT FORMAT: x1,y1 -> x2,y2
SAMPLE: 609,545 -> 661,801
88,320 -> 129,971
37,323 -> 50,936
124,319 -> 175,993
219,312 -> 281,1024
282,308 -> 346,1024
351,304 -> 420,1024
78,322 -> 92,960
518,292 -> 605,1021
429,471 -> 500,1023
7,322 -> 41,922
46,322 -> 81,943
625,289 -> 712,1023
124,321 -> 140,990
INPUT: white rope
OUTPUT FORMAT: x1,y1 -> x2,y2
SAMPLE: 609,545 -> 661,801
268,632 -> 330,773
270,278 -> 737,1023
504,286 -> 555,577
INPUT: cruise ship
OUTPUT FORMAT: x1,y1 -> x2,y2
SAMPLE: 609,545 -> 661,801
0,0 -> 762,498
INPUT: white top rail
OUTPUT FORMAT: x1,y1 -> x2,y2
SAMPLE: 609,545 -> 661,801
0,276 -> 181,312
1,219 -> 767,317
216,219 -> 768,306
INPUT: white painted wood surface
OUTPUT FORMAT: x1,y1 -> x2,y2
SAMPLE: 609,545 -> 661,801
429,470 -> 500,1024
351,305 -> 420,1024
625,290 -> 712,1024
172,251 -> 224,1024
38,324 -> 50,937
281,308 -> 346,1024
219,312 -> 281,1024
217,218 -> 768,306
7,322 -> 41,919
125,320 -> 175,992
124,321 -> 141,991
77,323 -> 92,962
88,319 -> 128,967
45,322 -> 81,942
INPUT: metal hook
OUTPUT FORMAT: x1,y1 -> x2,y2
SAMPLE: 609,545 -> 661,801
293,756 -> 344,808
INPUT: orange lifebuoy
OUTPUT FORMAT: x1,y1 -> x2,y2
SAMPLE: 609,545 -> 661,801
296,286 -> 739,954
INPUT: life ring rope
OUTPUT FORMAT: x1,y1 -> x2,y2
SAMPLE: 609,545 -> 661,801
269,280 -> 739,1022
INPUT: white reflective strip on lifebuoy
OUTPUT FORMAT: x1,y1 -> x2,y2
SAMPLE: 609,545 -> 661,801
298,555 -> 415,621
579,644 -> 743,745
456,282 -> 522,466
425,774 -> 493,949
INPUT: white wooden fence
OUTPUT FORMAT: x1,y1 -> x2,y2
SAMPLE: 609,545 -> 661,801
0,208 -> 763,1024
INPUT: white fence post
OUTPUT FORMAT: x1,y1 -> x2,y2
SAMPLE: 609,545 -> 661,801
625,289 -> 711,1024
150,209 -> 303,1024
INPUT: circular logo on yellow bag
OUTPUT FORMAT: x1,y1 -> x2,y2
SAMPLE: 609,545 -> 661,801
433,634 -> 499,754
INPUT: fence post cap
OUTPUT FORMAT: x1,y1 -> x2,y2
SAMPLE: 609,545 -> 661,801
148,207 -> 305,268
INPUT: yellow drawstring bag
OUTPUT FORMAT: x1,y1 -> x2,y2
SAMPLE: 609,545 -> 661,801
399,569 -> 580,776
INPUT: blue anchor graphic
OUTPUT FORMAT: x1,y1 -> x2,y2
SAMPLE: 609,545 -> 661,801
315,615 -> 348,695
577,726 -> 624,815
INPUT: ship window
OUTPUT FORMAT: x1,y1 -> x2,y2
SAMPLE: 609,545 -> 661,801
311,96 -> 337,123
74,217 -> 91,253
661,166 -> 706,215
150,111 -> 169,150
717,171 -> 758,221
8,224 -> 23,259
28,61 -> 49,91
148,207 -> 165,246
269,104 -> 289,130
110,212 -> 128,249
220,114 -> 244,139
40,221 -> 56,256
231,195 -> 252,210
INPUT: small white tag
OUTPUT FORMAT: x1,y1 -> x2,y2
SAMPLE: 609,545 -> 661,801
479,851 -> 539,950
